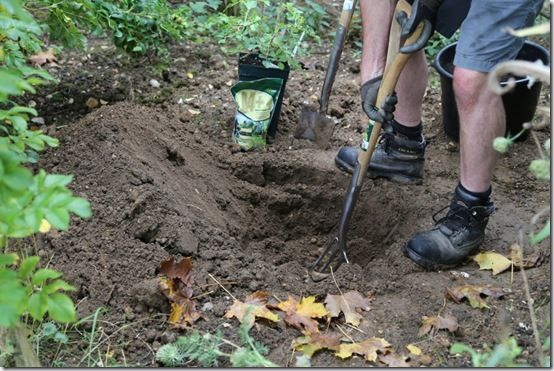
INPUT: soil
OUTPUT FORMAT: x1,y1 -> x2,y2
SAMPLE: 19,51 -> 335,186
29,35 -> 550,367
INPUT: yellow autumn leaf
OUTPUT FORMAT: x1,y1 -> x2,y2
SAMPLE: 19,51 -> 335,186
335,337 -> 391,362
407,344 -> 422,356
187,72 -> 194,79
39,219 -> 51,233
296,296 -> 328,319
276,296 -> 328,333
473,252 -> 512,275
225,291 -> 279,329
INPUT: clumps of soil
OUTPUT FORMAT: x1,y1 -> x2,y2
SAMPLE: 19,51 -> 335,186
35,36 -> 550,367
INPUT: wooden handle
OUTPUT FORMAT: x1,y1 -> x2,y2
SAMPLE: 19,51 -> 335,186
356,0 -> 425,186
339,0 -> 357,28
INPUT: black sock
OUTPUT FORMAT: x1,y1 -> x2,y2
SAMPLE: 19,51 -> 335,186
458,182 -> 492,203
392,120 -> 423,140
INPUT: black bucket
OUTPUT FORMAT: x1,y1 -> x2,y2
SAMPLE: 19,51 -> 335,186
238,53 -> 290,138
434,40 -> 549,142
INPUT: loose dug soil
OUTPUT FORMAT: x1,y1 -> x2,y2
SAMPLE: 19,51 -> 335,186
32,37 -> 550,367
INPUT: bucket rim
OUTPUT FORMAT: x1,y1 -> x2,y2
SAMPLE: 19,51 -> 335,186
433,40 -> 550,85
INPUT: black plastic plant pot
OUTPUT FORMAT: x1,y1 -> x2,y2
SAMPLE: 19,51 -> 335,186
238,53 -> 290,138
434,40 -> 549,142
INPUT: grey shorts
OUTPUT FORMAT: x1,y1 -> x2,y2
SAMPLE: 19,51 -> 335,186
454,0 -> 544,72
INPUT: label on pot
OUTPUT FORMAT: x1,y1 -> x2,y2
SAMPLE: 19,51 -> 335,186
231,78 -> 283,151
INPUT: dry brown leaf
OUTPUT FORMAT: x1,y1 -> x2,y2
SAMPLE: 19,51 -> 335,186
293,331 -> 342,358
418,313 -> 459,337
335,337 -> 391,362
86,97 -> 99,109
159,257 -> 202,328
324,290 -> 370,326
276,295 -> 328,334
446,284 -> 505,309
29,48 -> 57,66
473,252 -> 512,275
379,352 -> 411,367
224,291 -> 279,329
508,243 -> 543,269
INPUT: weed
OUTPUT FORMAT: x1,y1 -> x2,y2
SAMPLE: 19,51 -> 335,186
156,310 -> 277,367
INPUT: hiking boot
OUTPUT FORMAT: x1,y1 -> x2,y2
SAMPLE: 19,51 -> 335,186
334,132 -> 425,184
403,185 -> 495,270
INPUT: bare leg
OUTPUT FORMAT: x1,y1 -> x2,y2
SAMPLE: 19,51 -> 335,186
454,67 -> 505,193
360,0 -> 427,128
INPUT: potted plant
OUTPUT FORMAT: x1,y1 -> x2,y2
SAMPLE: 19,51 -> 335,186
206,0 -> 318,148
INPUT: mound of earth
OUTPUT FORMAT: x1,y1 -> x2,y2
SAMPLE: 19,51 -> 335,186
37,96 -> 550,367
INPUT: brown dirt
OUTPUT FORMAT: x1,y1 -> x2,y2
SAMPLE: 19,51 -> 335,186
32,38 -> 550,367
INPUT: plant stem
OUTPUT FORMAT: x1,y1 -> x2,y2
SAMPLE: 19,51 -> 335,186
13,325 -> 40,367
517,230 -> 544,365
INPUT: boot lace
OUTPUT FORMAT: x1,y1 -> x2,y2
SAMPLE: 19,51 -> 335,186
432,202 -> 478,232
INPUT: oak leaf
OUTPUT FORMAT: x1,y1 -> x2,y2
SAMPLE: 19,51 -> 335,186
418,313 -> 458,337
276,296 -> 328,334
324,290 -> 370,326
473,252 -> 512,275
446,284 -> 506,309
293,331 -> 342,358
159,257 -> 201,328
224,291 -> 279,329
379,352 -> 411,367
335,337 -> 391,362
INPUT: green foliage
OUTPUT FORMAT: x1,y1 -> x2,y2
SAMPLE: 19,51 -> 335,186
425,30 -> 459,60
26,0 -> 193,55
195,0 -> 320,69
0,254 -> 76,327
451,337 -> 524,367
156,313 -> 277,367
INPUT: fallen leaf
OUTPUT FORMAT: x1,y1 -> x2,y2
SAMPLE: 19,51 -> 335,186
418,313 -> 459,337
293,331 -> 342,358
379,352 -> 411,367
167,300 -> 201,327
86,97 -> 99,109
225,291 -> 279,329
324,290 -> 370,326
187,72 -> 194,79
446,284 -> 505,309
160,257 -> 193,283
473,252 -> 512,275
414,354 -> 433,366
188,109 -> 201,115
335,337 -> 391,362
406,343 -> 422,356
159,257 -> 202,327
29,48 -> 57,66
276,296 -> 328,334
225,79 -> 233,86
508,243 -> 543,269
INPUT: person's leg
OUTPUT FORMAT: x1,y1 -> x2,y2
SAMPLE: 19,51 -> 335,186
360,0 -> 427,127
335,0 -> 427,184
404,0 -> 544,270
454,68 -> 505,193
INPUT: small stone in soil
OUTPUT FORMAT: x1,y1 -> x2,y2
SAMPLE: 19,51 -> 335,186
31,117 -> 45,125
149,79 -> 161,88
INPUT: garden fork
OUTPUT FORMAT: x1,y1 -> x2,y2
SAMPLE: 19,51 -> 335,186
310,0 -> 434,281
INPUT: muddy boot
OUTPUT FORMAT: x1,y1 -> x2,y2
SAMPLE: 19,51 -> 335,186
403,184 -> 495,270
334,130 -> 426,184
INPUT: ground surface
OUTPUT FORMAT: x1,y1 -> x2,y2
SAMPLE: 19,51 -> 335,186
29,30 -> 551,367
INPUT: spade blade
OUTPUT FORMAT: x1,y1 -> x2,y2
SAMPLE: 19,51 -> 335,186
295,104 -> 336,148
